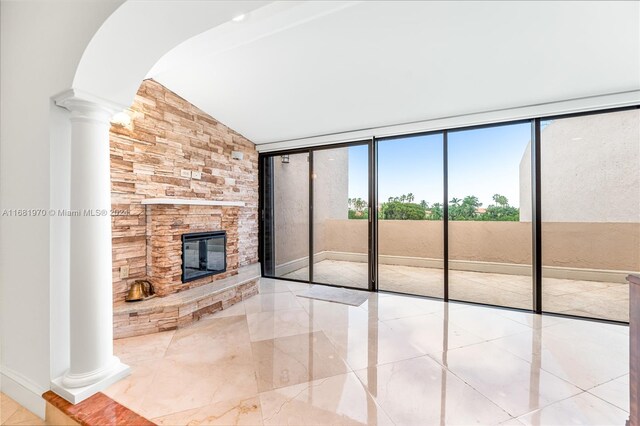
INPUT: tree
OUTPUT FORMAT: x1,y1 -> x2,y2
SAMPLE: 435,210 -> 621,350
381,201 -> 425,220
481,194 -> 518,221
426,202 -> 443,220
348,197 -> 368,219
448,195 -> 482,220
357,193 -> 519,221
492,194 -> 508,207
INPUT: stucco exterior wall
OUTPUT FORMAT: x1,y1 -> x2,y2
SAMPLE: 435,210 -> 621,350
520,109 -> 640,222
379,221 -> 445,259
313,148 -> 349,256
324,219 -> 639,273
274,153 -> 309,266
273,148 -> 350,266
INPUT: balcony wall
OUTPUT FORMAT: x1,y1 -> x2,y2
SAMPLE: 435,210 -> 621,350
312,219 -> 639,282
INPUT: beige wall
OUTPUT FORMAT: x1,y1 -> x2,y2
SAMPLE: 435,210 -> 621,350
448,222 -> 531,265
521,109 -> 640,222
379,221 -> 444,259
324,219 -> 640,272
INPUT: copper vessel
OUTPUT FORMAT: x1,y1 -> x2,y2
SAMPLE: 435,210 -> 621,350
125,280 -> 155,302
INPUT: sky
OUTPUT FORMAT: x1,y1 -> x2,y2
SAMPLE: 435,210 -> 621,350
347,122 -> 531,207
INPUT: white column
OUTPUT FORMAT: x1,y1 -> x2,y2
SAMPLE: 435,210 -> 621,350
51,90 -> 129,403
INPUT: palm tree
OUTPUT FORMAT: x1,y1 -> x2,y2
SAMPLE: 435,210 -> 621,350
407,193 -> 414,203
450,197 -> 461,206
462,195 -> 481,207
492,194 -> 508,207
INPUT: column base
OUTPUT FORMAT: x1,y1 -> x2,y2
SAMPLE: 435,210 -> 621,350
50,359 -> 130,404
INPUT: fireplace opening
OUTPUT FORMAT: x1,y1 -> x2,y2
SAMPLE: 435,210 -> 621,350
182,231 -> 226,283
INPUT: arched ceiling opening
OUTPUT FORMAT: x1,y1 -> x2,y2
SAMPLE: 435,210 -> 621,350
73,0 -> 270,109
77,1 -> 640,145
150,1 -> 640,145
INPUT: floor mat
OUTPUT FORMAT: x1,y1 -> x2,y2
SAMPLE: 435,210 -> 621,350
297,285 -> 369,306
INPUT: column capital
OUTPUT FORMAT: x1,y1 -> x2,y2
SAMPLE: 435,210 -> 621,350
53,88 -> 127,123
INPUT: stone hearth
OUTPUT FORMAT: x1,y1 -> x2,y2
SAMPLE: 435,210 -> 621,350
113,264 -> 259,338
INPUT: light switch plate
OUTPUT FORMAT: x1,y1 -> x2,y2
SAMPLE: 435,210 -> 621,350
191,171 -> 202,179
180,169 -> 191,178
120,265 -> 129,279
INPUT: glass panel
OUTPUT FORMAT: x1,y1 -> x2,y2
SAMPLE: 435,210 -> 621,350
183,241 -> 201,275
312,145 -> 369,289
541,110 -> 640,321
206,237 -> 225,271
378,134 -> 444,297
272,152 -> 310,281
448,123 -> 532,309
183,234 -> 225,281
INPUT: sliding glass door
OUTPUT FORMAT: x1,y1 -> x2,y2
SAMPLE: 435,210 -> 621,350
377,134 -> 444,297
447,123 -> 532,309
260,106 -> 639,323
262,143 -> 371,289
263,152 -> 310,281
312,144 -> 370,289
540,110 -> 640,322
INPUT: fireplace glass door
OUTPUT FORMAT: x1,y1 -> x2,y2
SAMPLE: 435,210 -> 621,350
182,231 -> 226,282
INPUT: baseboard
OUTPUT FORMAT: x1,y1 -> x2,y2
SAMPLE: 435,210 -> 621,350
0,365 -> 47,419
274,252 -> 329,276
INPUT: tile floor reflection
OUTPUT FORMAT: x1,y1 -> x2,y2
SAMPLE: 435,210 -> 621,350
283,259 -> 630,321
106,278 -> 630,425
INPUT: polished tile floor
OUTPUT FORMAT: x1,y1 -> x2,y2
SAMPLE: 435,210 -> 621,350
283,259 -> 629,322
1,393 -> 44,426
106,278 -> 630,425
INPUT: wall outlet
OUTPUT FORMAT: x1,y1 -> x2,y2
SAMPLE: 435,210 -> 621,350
191,171 -> 202,180
120,265 -> 129,279
180,169 -> 191,178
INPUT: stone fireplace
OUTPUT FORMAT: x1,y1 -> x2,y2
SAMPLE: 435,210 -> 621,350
110,80 -> 260,339
143,201 -> 243,296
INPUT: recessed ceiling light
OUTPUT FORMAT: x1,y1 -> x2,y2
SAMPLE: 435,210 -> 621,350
232,14 -> 246,22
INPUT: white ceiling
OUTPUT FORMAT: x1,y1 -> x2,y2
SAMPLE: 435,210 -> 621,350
150,1 -> 640,145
